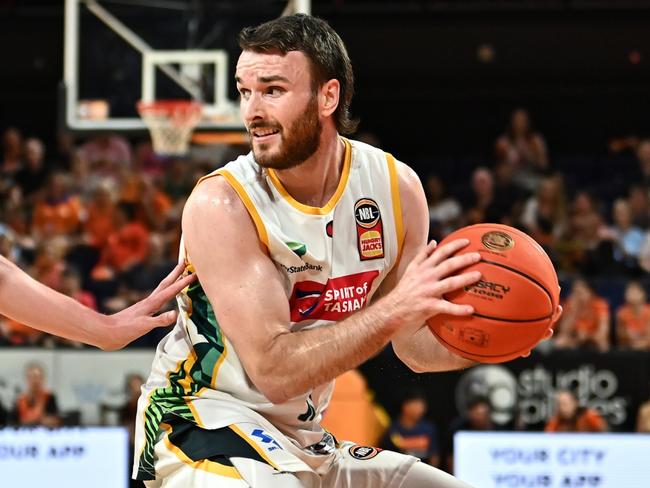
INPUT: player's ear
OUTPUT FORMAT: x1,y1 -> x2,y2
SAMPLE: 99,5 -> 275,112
319,79 -> 340,118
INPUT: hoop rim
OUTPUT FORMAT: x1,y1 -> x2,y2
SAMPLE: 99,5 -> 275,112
136,99 -> 202,115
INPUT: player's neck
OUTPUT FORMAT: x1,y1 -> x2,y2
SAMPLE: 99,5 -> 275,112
272,127 -> 345,208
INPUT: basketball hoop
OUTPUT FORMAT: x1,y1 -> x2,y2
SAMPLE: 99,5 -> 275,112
137,100 -> 202,156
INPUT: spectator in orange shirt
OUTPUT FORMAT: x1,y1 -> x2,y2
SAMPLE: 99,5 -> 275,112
616,281 -> 650,350
13,362 -> 61,427
84,184 -> 117,250
545,390 -> 607,432
32,172 -> 83,238
555,279 -> 610,351
96,202 -> 150,276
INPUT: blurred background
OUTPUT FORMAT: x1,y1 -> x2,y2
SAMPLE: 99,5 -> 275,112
2,1 -> 650,487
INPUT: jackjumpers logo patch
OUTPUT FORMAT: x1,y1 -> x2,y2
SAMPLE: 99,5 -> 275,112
354,198 -> 384,261
288,270 -> 379,322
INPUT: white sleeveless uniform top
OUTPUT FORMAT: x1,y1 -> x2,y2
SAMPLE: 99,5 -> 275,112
133,138 -> 404,480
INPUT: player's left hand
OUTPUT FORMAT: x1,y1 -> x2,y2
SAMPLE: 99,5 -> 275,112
520,305 -> 562,358
101,263 -> 196,350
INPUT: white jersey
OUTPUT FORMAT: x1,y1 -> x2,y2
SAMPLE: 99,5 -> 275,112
134,138 -> 404,481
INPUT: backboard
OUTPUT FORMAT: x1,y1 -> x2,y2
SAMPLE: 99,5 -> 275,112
62,0 -> 311,134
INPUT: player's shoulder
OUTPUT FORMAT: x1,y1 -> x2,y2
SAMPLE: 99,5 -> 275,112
348,138 -> 420,186
183,155 -> 254,222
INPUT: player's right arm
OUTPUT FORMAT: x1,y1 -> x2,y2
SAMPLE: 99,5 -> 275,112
182,176 -> 481,404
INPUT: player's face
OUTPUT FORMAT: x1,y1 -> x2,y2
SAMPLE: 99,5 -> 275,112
236,50 -> 322,170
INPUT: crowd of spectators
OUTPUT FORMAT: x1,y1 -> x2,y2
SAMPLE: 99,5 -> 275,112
425,108 -> 650,352
2,107 -> 650,351
0,128 -> 231,347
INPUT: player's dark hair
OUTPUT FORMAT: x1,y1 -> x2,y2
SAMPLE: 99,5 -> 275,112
238,13 -> 358,135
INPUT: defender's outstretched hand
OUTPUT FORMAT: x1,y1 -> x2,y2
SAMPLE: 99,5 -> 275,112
0,256 -> 195,350
103,263 -> 196,350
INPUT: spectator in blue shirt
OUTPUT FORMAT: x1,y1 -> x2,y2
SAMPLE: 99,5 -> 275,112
381,390 -> 439,467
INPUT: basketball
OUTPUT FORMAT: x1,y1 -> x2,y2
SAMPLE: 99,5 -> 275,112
427,223 -> 560,364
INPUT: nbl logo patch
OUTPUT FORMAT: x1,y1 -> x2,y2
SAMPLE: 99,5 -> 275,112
354,198 -> 384,261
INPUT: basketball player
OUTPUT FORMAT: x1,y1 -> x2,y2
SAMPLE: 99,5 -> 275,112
134,14 -> 555,487
0,255 -> 194,350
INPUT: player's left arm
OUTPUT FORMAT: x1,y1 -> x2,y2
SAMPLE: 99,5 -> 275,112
381,160 -> 476,373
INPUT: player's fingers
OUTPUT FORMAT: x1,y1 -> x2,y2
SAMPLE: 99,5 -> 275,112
433,271 -> 482,296
543,328 -> 554,340
521,350 -> 531,358
552,305 -> 563,322
412,240 -> 437,266
146,273 -> 196,311
432,300 -> 474,317
427,238 -> 471,266
432,252 -> 481,279
148,310 -> 178,329
149,274 -> 196,306
153,263 -> 186,292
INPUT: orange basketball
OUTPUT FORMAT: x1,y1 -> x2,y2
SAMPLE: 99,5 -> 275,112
427,223 -> 560,363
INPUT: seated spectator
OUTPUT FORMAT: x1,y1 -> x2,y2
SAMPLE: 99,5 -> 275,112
15,137 -> 50,204
13,362 -> 61,427
122,233 -> 175,300
628,184 -> 650,229
94,202 -> 150,277
494,108 -> 548,191
555,278 -> 610,352
616,281 -> 650,350
556,191 -> 613,274
545,389 -> 607,432
164,158 -> 196,201
83,184 -> 117,250
32,172 -> 83,239
424,174 -> 461,241
140,175 -> 174,232
602,199 -> 645,274
79,133 -> 132,168
520,175 -> 567,250
462,167 -> 502,225
445,397 -> 494,472
381,390 -> 439,467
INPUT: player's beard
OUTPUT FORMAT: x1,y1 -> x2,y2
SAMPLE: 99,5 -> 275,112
249,96 -> 322,170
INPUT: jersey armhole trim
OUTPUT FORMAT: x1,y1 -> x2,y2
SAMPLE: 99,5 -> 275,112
386,153 -> 405,261
212,169 -> 270,252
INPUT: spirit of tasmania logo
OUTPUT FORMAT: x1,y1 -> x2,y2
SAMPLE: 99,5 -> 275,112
288,270 -> 380,322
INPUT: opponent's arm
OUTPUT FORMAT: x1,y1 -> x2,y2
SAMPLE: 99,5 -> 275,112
0,256 -> 195,350
384,161 -> 478,373
182,176 -> 481,404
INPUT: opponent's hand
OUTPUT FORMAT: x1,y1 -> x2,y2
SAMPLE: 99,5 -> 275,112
385,238 -> 481,329
101,263 -> 196,350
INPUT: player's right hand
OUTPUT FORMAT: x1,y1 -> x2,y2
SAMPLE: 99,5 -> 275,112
385,238 -> 482,329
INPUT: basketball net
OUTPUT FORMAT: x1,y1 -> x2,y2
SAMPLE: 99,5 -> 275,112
137,100 -> 202,155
